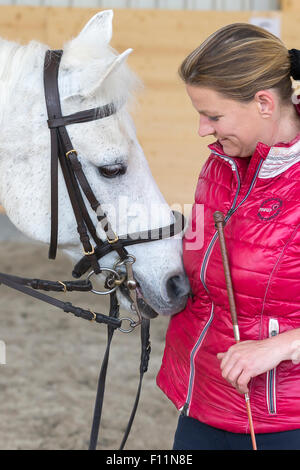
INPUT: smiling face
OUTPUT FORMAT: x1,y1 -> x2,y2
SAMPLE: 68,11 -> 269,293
186,85 -> 269,158
186,84 -> 300,159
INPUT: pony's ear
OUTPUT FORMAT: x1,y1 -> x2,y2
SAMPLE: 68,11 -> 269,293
62,10 -> 113,60
85,48 -> 133,97
61,10 -> 134,101
62,48 -> 133,101
77,10 -> 113,47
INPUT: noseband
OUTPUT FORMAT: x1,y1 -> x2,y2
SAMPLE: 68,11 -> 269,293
0,49 -> 186,450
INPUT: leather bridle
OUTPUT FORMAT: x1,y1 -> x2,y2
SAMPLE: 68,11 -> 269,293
0,49 -> 186,450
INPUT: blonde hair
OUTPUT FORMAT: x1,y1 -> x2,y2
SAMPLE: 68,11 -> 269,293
179,23 -> 293,103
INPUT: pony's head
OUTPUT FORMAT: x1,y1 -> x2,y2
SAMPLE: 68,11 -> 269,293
0,11 -> 190,316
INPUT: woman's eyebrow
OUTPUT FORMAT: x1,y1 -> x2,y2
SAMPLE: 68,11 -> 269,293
198,109 -> 220,115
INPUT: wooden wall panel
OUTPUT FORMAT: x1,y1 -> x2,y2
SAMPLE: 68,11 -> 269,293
0,6 -> 48,43
0,6 -> 285,208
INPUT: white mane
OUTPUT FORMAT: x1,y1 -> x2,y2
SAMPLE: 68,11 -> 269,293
0,39 -> 47,127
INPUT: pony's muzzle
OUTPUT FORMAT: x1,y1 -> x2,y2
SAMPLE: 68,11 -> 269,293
165,273 -> 191,310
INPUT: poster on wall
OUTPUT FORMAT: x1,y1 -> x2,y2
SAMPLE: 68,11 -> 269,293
249,16 -> 281,38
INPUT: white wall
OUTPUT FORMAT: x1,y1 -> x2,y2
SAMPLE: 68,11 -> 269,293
0,0 -> 280,10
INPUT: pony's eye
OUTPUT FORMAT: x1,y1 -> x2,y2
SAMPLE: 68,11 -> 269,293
98,164 -> 127,179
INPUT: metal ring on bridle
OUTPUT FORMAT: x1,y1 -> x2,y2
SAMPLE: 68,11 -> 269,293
114,254 -> 136,269
118,317 -> 138,333
87,268 -> 123,295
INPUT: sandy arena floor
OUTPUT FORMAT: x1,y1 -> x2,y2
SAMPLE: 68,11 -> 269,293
0,219 -> 179,450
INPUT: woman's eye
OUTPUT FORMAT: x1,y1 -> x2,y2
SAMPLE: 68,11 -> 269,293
209,116 -> 219,122
98,164 -> 127,178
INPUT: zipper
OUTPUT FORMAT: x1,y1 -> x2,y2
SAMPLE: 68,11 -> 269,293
181,303 -> 214,416
200,153 -> 241,293
182,152 -> 264,416
266,318 -> 279,414
212,151 -> 264,217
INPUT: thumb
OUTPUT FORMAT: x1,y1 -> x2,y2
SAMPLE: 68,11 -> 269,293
217,352 -> 225,360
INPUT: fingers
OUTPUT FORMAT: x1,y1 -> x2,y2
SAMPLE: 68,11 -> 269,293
217,348 -> 250,394
230,371 -> 249,394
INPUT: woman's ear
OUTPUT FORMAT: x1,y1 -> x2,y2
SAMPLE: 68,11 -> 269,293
254,90 -> 276,118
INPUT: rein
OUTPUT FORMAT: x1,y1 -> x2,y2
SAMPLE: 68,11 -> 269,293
0,49 -> 185,450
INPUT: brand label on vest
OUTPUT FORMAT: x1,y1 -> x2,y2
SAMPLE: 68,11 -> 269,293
258,197 -> 283,221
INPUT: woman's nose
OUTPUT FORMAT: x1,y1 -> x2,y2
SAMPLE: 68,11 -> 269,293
198,116 -> 215,137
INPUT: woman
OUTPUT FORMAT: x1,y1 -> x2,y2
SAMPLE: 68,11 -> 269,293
156,23 -> 300,450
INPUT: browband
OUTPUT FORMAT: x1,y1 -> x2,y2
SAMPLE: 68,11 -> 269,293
47,103 -> 117,129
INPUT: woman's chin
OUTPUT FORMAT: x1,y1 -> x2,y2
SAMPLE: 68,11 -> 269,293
220,139 -> 238,155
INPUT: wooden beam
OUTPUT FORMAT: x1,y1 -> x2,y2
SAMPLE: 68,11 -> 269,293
280,0 -> 300,11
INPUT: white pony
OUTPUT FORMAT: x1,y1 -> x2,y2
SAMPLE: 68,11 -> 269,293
0,10 -> 190,317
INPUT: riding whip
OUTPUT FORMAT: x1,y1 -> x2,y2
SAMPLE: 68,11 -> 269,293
213,211 -> 257,451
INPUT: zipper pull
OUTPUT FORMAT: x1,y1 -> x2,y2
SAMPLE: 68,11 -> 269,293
269,318 -> 279,337
181,403 -> 189,416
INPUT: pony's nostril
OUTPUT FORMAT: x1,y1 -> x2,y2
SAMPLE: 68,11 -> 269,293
166,274 -> 190,300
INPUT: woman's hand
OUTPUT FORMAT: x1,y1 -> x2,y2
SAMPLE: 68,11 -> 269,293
217,338 -> 284,394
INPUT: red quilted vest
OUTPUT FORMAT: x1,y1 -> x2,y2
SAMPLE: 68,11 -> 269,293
157,106 -> 300,434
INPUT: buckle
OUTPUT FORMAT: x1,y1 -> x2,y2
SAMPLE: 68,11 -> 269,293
83,246 -> 95,256
88,310 -> 96,322
57,280 -> 67,293
65,149 -> 78,158
107,234 -> 119,244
